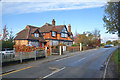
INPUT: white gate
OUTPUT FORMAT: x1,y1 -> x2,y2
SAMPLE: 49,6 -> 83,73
63,46 -> 66,51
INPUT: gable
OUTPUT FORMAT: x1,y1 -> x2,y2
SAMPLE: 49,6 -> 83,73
61,27 -> 68,33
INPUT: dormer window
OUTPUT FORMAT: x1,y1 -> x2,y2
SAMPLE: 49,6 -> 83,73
34,33 -> 39,37
52,31 -> 56,37
61,27 -> 68,38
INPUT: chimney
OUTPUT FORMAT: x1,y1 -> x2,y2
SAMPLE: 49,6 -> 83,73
26,25 -> 30,29
68,24 -> 71,32
52,19 -> 55,25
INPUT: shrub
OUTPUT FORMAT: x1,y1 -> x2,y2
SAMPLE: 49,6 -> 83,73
56,46 -> 58,48
14,45 -> 43,52
51,46 -> 53,48
71,44 -> 77,46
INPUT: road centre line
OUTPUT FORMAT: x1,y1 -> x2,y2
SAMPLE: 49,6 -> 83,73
43,67 -> 66,78
0,66 -> 32,76
78,57 -> 86,62
56,53 -> 83,62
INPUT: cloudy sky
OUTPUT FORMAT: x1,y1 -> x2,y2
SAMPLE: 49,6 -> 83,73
1,0 -> 119,43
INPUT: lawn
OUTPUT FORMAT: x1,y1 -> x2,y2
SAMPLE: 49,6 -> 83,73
110,47 -> 120,79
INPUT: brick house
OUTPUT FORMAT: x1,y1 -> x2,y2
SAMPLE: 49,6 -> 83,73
14,19 -> 73,47
14,25 -> 47,47
39,19 -> 73,47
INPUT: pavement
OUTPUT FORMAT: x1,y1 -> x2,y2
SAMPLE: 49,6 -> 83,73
2,47 -> 117,79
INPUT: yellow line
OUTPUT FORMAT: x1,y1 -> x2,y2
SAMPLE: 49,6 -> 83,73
0,66 -> 32,76
48,67 -> 59,73
49,67 -> 58,70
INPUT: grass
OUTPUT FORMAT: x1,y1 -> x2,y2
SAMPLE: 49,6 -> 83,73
110,47 -> 120,79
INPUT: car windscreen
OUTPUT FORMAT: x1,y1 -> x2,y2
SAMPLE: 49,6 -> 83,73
2,48 -> 13,51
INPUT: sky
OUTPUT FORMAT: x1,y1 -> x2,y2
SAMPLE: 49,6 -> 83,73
1,0 -> 119,43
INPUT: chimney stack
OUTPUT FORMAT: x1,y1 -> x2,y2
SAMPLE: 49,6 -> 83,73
68,24 -> 71,32
52,19 -> 55,25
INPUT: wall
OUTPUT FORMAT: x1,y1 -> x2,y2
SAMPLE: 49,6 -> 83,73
15,40 -> 28,45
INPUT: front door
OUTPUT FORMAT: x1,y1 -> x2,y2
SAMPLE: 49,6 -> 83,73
40,42 -> 42,47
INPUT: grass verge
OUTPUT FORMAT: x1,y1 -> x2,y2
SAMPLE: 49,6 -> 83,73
110,47 -> 120,79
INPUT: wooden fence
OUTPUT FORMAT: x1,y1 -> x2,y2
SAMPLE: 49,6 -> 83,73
2,50 -> 46,63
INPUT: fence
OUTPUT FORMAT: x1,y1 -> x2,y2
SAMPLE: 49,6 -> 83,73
66,46 -> 80,52
52,48 -> 59,55
2,50 -> 46,63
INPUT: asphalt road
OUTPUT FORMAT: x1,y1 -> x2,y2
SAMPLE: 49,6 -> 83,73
2,47 -> 117,79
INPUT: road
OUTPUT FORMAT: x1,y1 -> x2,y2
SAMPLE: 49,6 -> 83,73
2,47 -> 117,79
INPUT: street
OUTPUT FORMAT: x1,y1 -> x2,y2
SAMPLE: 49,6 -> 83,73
2,47 -> 117,79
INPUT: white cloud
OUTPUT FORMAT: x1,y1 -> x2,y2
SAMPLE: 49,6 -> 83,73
101,34 -> 118,43
2,0 -> 108,14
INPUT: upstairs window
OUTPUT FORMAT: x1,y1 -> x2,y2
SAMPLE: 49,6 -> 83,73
43,33 -> 45,36
34,33 -> 39,37
52,31 -> 56,37
61,27 -> 68,38
61,33 -> 67,38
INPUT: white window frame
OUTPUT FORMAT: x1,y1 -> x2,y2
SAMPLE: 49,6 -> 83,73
61,27 -> 68,38
52,31 -> 56,37
34,33 -> 39,37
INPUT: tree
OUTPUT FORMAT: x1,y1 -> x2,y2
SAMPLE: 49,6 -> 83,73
112,40 -> 118,46
8,29 -> 14,42
75,33 -> 88,45
74,29 -> 101,47
2,25 -> 15,49
103,2 -> 120,37
2,25 -> 9,41
106,40 -> 112,45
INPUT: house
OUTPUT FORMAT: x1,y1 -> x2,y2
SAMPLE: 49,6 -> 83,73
14,25 -> 47,47
14,19 -> 73,47
39,19 -> 73,47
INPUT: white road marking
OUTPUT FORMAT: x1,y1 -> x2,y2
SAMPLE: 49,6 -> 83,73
73,57 -> 86,64
56,54 -> 80,62
103,52 -> 113,79
77,57 -> 86,62
43,67 -> 66,78
56,57 -> 69,61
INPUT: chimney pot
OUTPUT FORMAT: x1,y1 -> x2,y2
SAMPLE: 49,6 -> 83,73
68,24 -> 71,32
52,19 -> 55,25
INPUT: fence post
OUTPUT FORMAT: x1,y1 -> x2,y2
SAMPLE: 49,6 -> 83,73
59,46 -> 61,55
35,50 -> 36,61
51,48 -> 52,55
20,52 -> 23,63
45,47 -> 47,58
80,43 -> 82,51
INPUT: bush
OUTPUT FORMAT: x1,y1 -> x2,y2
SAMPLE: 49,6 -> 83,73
55,46 -> 58,48
2,40 -> 15,49
14,45 -> 43,52
71,44 -> 77,46
51,46 -> 53,48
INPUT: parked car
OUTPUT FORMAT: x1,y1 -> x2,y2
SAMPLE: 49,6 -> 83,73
104,45 -> 113,48
0,48 -> 15,59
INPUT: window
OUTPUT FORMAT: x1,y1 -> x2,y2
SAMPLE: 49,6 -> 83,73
61,27 -> 68,38
52,31 -> 56,37
43,33 -> 45,36
70,35 -> 73,38
34,33 -> 39,37
61,33 -> 67,38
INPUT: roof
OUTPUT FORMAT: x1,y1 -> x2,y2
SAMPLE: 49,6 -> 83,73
56,25 -> 65,33
39,23 -> 65,33
14,25 -> 46,42
39,23 -> 53,33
